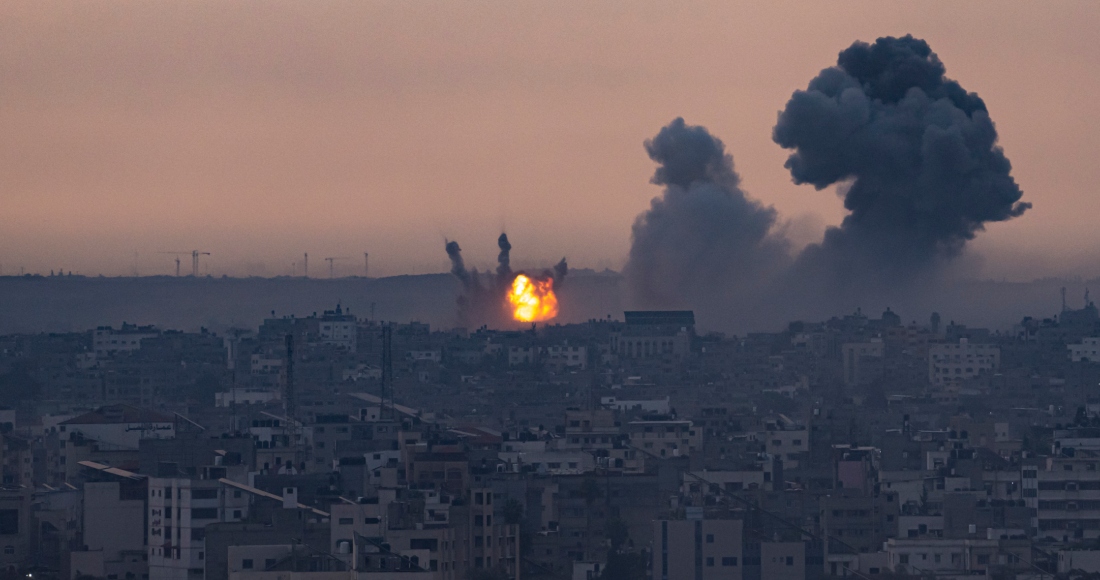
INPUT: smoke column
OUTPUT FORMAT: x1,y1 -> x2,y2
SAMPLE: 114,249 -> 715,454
445,241 -> 471,286
625,36 -> 1031,330
496,233 -> 513,285
773,34 -> 1030,289
624,117 -> 790,327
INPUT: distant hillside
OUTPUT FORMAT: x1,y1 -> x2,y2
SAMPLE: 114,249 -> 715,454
0,271 -> 623,334
0,270 -> 1090,335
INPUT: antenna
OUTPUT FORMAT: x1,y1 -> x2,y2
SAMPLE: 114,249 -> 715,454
284,334 -> 296,419
381,325 -> 393,420
324,257 -> 349,279
364,252 -> 369,277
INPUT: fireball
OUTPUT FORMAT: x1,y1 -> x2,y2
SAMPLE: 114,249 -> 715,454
507,274 -> 558,322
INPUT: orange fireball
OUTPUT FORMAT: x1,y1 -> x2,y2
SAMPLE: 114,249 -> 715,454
507,274 -> 558,322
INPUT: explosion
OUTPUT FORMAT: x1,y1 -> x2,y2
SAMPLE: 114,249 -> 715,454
446,234 -> 568,328
507,274 -> 558,322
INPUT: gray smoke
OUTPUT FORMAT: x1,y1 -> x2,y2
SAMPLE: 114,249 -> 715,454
625,36 -> 1031,331
624,118 -> 790,327
445,240 -> 472,286
496,233 -> 513,285
773,34 -> 1030,288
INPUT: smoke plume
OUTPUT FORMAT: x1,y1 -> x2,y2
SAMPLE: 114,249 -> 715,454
773,34 -> 1030,288
625,36 -> 1031,330
496,233 -> 513,284
624,118 -> 790,327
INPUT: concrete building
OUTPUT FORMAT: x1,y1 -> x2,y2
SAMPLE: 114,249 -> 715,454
59,405 -> 176,451
148,476 -> 251,580
842,339 -> 884,386
928,338 -> 1000,386
1070,337 -> 1100,362
652,519 -> 742,580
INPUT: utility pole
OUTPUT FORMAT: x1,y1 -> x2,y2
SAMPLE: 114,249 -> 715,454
284,334 -> 296,420
381,325 -> 392,420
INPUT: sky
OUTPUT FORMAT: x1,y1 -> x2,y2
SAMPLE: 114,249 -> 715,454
1,1 -> 1098,280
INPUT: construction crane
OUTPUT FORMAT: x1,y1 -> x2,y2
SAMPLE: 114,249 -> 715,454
157,252 -> 187,276
156,251 -> 210,277
324,257 -> 349,279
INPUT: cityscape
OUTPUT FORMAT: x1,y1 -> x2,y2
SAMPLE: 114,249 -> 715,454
3,2 -> 1100,580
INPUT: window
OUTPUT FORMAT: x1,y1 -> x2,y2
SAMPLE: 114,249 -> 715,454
978,555 -> 990,565
722,557 -> 737,566
192,508 -> 218,519
242,559 -> 253,570
706,557 -> 714,567
192,489 -> 218,500
3,546 -> 12,555
900,555 -> 909,564
706,534 -> 714,543
786,557 -> 794,566
264,559 -> 276,569
339,518 -> 354,525
0,510 -> 18,535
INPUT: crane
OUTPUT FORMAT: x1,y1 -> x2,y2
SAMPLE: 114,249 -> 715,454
156,250 -> 210,277
191,250 -> 211,276
157,252 -> 187,276
324,256 -> 349,279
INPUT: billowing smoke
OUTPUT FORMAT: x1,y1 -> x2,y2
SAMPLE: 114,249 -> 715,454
773,34 -> 1030,287
625,36 -> 1031,330
624,118 -> 790,327
447,234 -> 567,328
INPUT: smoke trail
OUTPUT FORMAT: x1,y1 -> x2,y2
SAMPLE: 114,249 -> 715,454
550,258 -> 568,287
624,118 -> 790,326
496,233 -> 513,284
445,241 -> 469,286
773,35 -> 1031,286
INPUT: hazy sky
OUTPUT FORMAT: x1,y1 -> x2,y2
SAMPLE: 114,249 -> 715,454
2,1 -> 1098,280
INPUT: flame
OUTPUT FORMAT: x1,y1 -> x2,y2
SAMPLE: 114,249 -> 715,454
507,274 -> 558,322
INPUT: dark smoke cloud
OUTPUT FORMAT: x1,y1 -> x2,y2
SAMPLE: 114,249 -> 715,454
624,118 -> 790,327
625,36 -> 1031,331
773,34 -> 1030,285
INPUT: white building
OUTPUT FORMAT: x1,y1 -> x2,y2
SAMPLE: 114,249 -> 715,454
148,477 -> 251,580
600,396 -> 670,414
1070,337 -> 1100,362
543,344 -> 587,370
928,338 -> 1000,386
59,405 -> 175,450
93,326 -> 158,356
841,339 -> 884,386
215,388 -> 280,407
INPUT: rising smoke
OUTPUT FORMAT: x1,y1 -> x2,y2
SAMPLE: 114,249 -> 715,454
626,35 -> 1031,330
624,118 -> 790,328
446,234 -> 568,328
